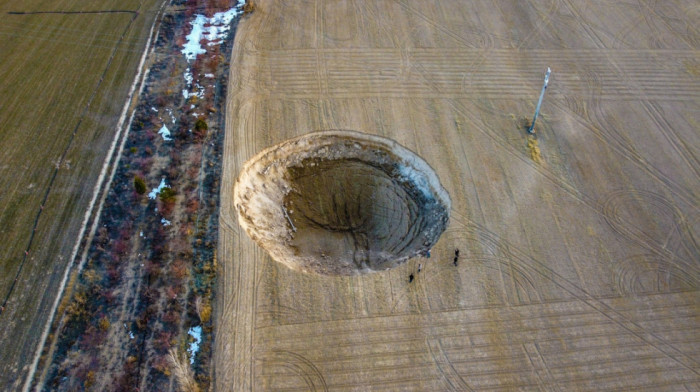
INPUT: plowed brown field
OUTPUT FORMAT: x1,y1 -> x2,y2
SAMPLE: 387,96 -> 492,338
217,1 -> 699,390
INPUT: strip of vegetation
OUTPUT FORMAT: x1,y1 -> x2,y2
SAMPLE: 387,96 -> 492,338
34,1 -> 244,390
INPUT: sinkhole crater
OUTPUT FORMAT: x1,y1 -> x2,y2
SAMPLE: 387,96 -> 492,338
234,130 -> 451,275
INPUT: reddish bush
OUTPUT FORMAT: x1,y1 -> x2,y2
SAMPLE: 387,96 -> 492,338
97,227 -> 109,245
186,198 -> 200,215
175,34 -> 186,48
159,199 -> 176,217
155,95 -> 168,108
171,259 -> 189,281
135,156 -> 154,171
112,238 -> 129,256
119,222 -> 133,240
117,357 -> 140,391
165,284 -> 184,303
101,289 -> 116,305
167,166 -> 181,184
106,263 -> 121,285
79,325 -> 105,350
152,354 -> 171,376
162,309 -> 181,325
154,331 -> 174,352
145,260 -> 162,281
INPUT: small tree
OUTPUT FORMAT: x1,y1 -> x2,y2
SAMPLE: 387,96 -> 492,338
159,187 -> 177,216
195,118 -> 208,131
194,118 -> 208,139
159,187 -> 176,203
134,176 -> 147,194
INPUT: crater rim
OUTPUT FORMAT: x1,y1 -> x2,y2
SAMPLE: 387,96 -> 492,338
233,130 -> 451,276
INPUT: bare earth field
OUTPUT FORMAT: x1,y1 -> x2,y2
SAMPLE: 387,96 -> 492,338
217,0 -> 699,390
0,0 -> 163,388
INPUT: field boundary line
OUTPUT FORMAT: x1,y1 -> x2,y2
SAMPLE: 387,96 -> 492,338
21,1 -> 168,390
7,10 -> 136,15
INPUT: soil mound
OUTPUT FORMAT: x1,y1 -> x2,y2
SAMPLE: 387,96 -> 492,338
234,130 -> 450,275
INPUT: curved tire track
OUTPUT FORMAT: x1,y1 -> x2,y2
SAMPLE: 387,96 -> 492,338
259,350 -> 328,392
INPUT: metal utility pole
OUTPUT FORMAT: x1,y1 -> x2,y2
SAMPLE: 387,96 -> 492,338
528,67 -> 551,134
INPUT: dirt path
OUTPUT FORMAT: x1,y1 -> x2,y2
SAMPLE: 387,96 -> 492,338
217,1 -> 699,390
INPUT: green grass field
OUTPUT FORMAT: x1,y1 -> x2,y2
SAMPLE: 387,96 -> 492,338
0,0 -> 163,388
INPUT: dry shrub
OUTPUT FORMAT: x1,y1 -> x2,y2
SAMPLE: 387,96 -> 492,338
57,272 -> 79,316
171,259 -> 190,280
65,291 -> 89,322
82,269 -> 99,284
84,370 -> 96,389
527,136 -> 542,164
243,0 -> 256,14
168,348 -> 200,392
195,296 -> 212,323
98,317 -> 110,331
200,304 -> 212,324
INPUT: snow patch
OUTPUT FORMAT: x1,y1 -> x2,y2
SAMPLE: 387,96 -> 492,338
161,218 -> 171,226
184,68 -> 193,86
205,73 -> 215,78
398,163 -> 433,201
187,326 -> 202,364
182,67 -> 205,100
158,125 -> 172,141
148,178 -> 168,200
181,6 -> 242,62
183,84 -> 205,100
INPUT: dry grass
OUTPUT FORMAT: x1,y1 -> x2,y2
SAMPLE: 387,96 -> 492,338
527,136 -> 542,164
243,0 -> 256,14
168,348 -> 200,392
195,296 -> 212,323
